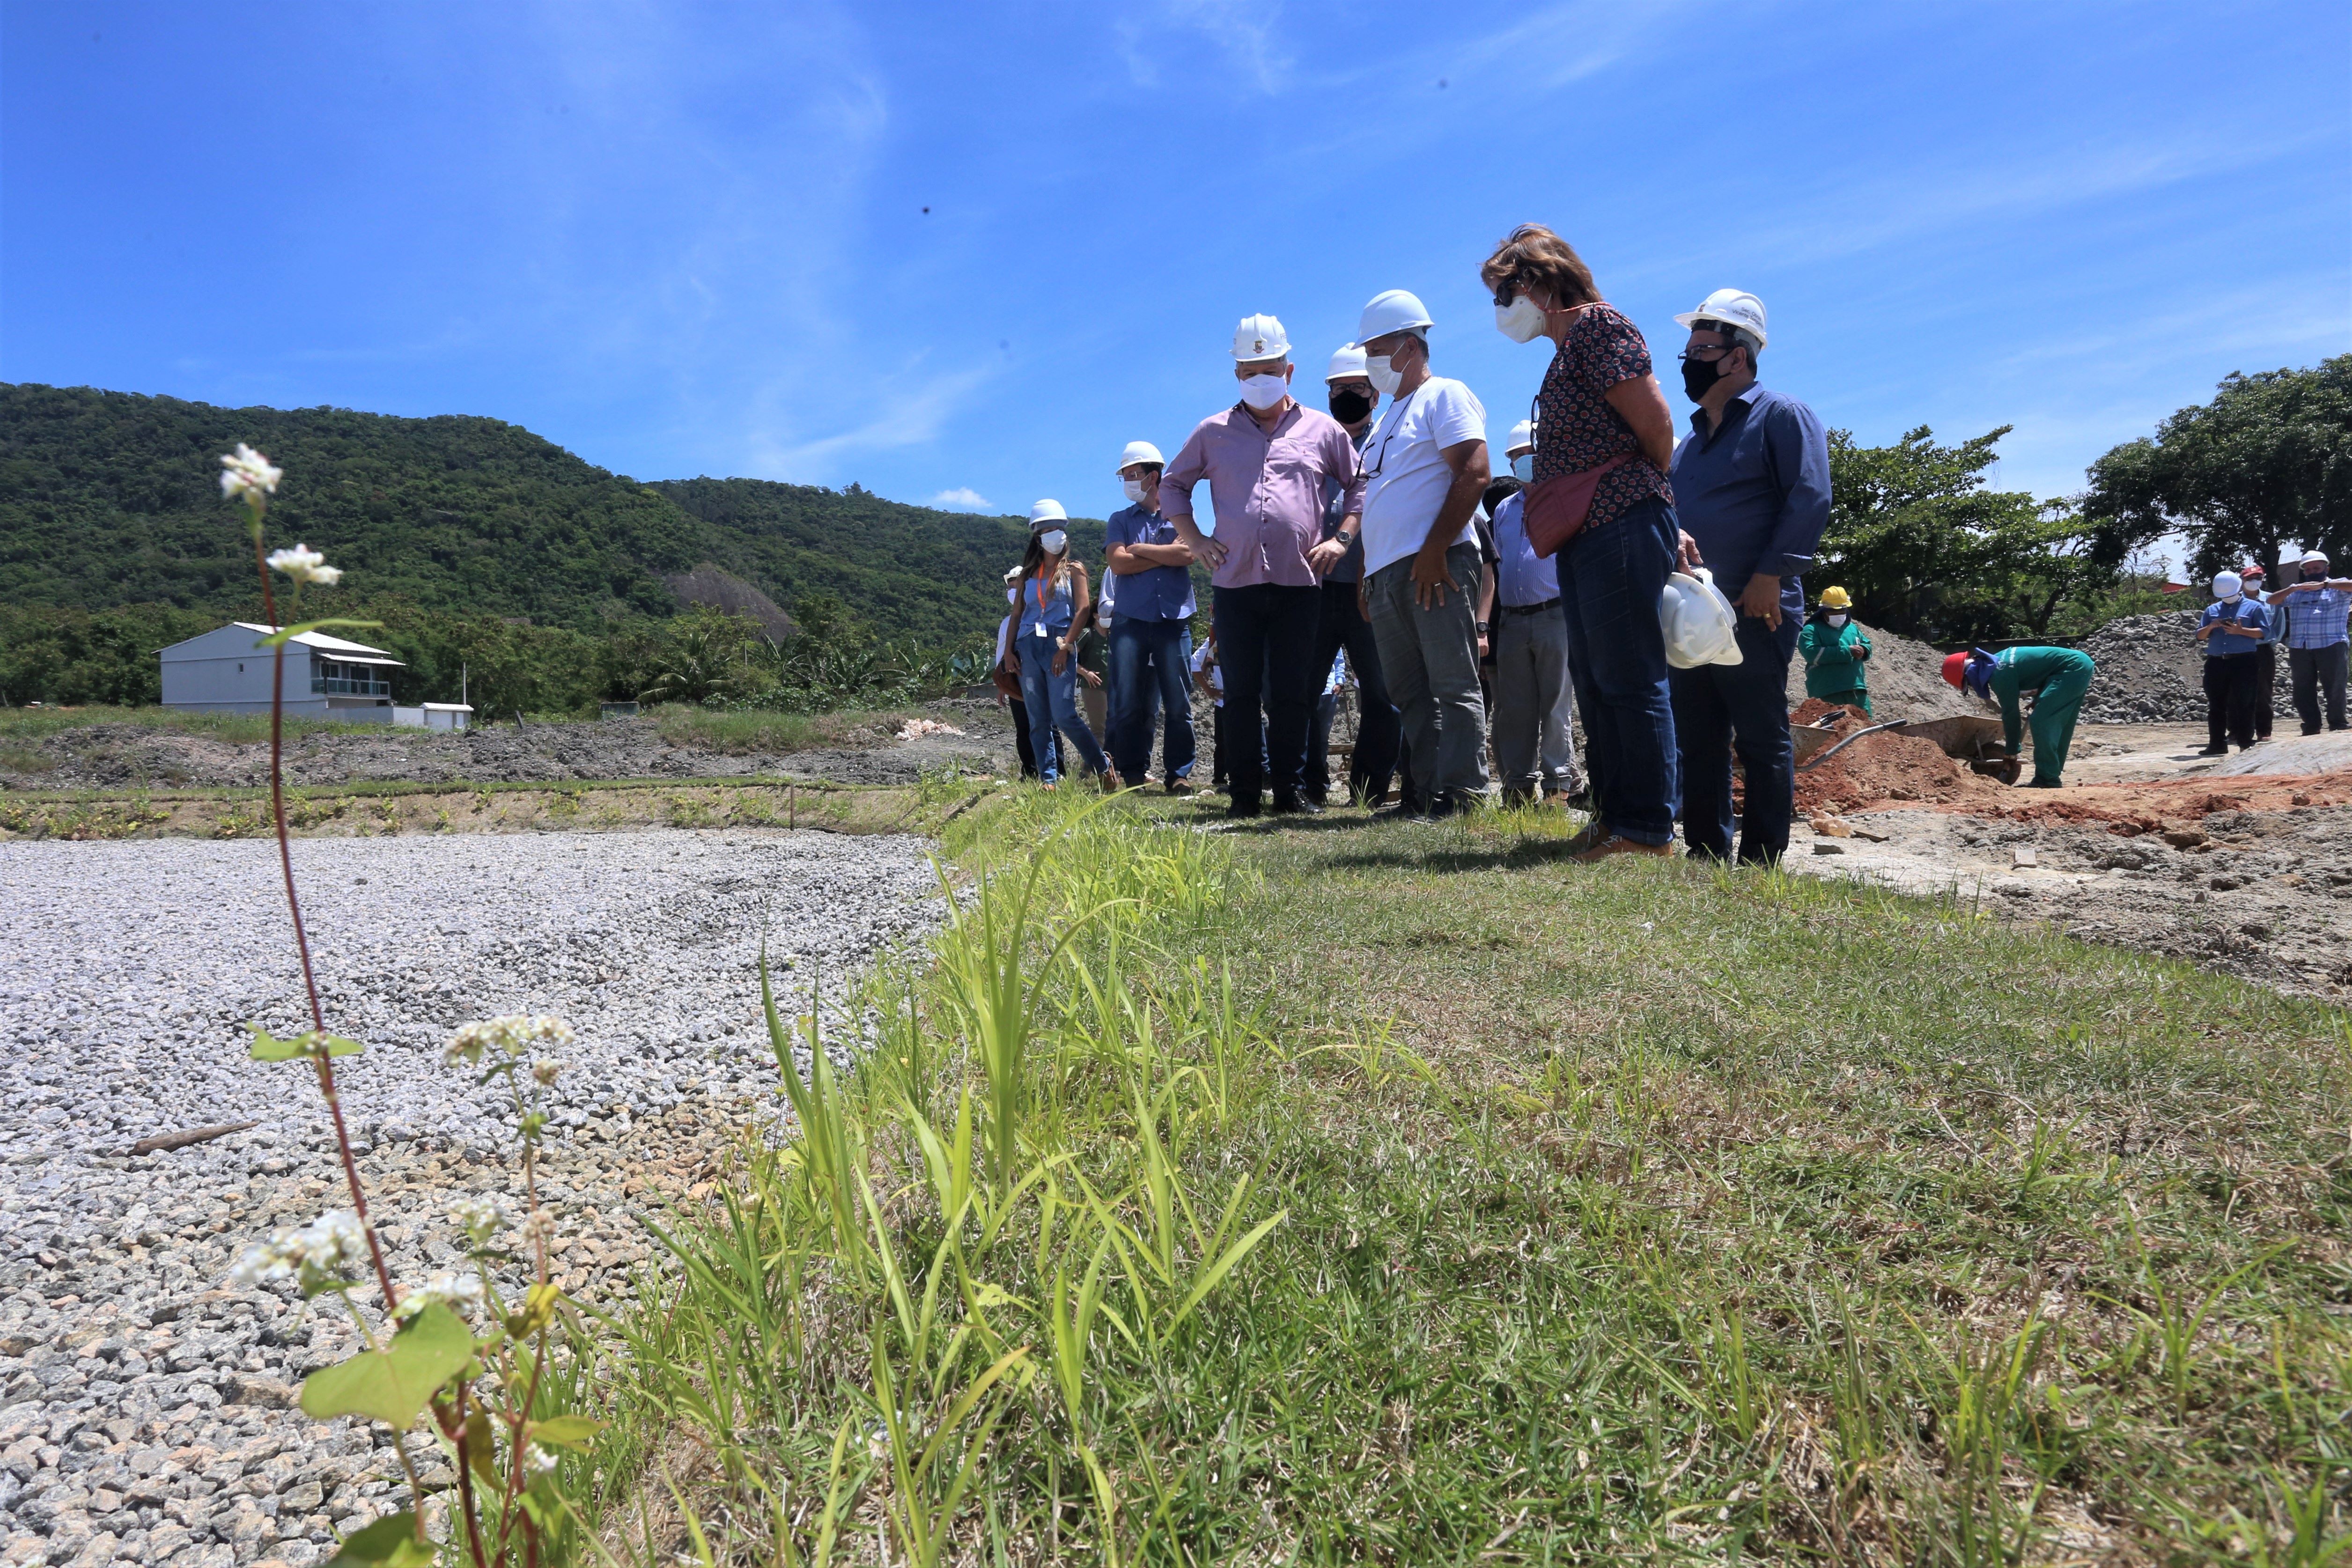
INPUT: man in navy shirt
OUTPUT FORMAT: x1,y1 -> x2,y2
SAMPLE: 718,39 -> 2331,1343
1104,439 -> 1200,793
1665,290 -> 1831,865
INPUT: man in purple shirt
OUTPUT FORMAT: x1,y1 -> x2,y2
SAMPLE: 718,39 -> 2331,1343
1161,313 -> 1366,818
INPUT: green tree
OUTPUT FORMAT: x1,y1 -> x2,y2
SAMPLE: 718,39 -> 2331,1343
1820,425 -> 2117,642
2083,356 -> 2352,578
637,605 -> 761,705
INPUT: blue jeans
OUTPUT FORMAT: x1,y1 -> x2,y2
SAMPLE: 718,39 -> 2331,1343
1556,496 -> 1681,846
1107,618 -> 1195,782
1670,614 -> 1799,862
1016,636 -> 1107,783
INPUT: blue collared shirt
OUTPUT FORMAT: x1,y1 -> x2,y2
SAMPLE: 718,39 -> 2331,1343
2278,585 -> 2352,649
1103,503 -> 1197,623
1319,423 -> 1375,583
2199,597 -> 2266,655
1668,383 -> 1832,619
1488,491 -> 1559,607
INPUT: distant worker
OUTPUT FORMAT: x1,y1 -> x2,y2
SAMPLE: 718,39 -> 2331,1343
2268,549 -> 2352,733
1354,287 -> 1493,818
2242,563 -> 2278,742
1162,314 -> 1365,818
1665,288 -> 1832,866
1104,439 -> 1200,794
1485,419 -> 1581,804
1797,585 -> 1873,715
2195,569 -> 2268,754
1012,501 -> 1114,790
1943,644 -> 2096,787
1310,344 -> 1401,806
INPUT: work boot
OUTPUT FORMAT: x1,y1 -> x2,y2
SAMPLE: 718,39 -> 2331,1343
2022,778 -> 2062,789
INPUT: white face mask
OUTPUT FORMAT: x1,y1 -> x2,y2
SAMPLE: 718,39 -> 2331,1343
1827,613 -> 1848,627
1122,477 -> 1152,506
1365,355 -> 1402,396
2220,592 -> 2243,605
1509,453 -> 1534,483
1495,296 -> 1547,343
1238,373 -> 1288,411
1040,529 -> 1067,555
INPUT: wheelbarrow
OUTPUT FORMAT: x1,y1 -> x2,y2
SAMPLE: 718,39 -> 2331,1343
1792,712 -> 2020,785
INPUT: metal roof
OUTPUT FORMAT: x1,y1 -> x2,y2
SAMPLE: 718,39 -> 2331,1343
226,622 -> 406,665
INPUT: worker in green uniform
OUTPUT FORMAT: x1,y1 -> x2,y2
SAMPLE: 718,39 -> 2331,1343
1796,585 -> 1873,714
1941,645 -> 2096,788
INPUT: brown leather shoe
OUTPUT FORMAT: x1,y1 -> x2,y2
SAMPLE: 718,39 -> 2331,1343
1569,832 -> 1675,863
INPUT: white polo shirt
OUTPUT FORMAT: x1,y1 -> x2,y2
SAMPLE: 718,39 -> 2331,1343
1357,375 -> 1487,577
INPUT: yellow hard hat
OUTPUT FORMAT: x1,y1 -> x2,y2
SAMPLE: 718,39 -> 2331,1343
1818,585 -> 1852,610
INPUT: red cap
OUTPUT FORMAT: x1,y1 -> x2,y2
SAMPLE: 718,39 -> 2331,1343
1941,650 -> 1969,689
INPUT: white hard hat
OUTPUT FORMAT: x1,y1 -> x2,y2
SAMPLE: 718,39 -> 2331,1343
1326,343 -> 1368,382
1231,313 -> 1290,362
1505,418 -> 1536,455
1659,568 -> 1745,670
1029,499 -> 1068,530
2212,571 -> 2242,597
2304,548 -> 2331,564
1358,289 -> 1434,345
1673,288 -> 1769,349
1114,441 -> 1164,474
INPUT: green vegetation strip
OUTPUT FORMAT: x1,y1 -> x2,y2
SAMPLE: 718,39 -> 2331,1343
598,794 -> 2350,1563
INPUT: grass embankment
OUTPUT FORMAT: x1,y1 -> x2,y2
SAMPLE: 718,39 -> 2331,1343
0,777 -> 969,840
605,793 -> 2350,1565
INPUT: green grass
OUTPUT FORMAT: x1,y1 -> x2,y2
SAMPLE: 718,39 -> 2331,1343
646,703 -> 911,755
0,703 -> 401,744
612,791 -> 2352,1565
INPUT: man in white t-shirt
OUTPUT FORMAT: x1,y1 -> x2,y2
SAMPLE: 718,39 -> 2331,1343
1354,289 -> 1493,815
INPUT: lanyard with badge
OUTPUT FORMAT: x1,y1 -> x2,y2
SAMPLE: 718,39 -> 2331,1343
1030,573 -> 1056,640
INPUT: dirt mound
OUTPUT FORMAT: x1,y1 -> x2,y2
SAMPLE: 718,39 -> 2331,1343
1789,699 -> 2010,814
2077,610 -> 2291,725
1782,619 -> 1983,721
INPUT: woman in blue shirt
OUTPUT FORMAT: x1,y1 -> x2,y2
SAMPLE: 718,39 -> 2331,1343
1010,501 -> 1113,788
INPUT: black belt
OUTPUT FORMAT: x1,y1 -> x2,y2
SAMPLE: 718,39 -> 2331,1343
1499,597 -> 1562,616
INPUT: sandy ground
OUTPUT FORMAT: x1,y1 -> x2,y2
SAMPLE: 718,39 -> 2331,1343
1787,721 -> 2352,1000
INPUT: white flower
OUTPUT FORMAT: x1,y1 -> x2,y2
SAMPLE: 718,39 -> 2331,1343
219,443 -> 283,501
391,1269 -> 488,1322
520,1208 -> 555,1251
227,1208 -> 368,1291
445,1015 -> 574,1068
523,1443 -> 559,1479
531,1058 -> 563,1087
265,544 -> 342,586
449,1196 -> 510,1248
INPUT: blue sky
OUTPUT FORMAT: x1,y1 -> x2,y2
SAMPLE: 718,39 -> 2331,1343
4,0 -> 2345,556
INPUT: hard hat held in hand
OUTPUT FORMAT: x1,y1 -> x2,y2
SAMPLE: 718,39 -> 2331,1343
1658,568 -> 1744,669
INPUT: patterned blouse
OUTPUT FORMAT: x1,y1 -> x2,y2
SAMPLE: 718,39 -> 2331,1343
1531,302 -> 1674,535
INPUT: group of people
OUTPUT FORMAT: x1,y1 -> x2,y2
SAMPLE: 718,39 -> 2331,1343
992,222 -> 1845,861
2197,554 -> 2352,749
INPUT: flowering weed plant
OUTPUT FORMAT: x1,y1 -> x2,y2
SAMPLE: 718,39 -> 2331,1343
220,449 -> 606,1567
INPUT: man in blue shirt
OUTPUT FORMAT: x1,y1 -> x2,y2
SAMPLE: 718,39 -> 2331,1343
2197,570 -> 2269,753
1104,440 -> 1200,793
1487,419 -> 1579,803
1664,290 -> 1831,865
2267,549 -> 2352,733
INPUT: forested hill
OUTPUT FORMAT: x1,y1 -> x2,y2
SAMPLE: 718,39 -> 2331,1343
0,383 -> 1098,645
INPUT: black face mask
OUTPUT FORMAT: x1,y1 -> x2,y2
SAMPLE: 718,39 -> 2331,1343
1328,388 -> 1374,425
1680,356 -> 1722,404
1482,479 -> 1521,518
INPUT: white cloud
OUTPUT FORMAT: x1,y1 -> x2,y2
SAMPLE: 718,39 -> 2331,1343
930,486 -> 995,511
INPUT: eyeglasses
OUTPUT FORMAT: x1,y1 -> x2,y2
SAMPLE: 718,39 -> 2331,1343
1678,344 -> 1738,363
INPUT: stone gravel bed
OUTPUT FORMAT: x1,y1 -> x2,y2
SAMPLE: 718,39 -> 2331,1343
0,828 -> 943,1566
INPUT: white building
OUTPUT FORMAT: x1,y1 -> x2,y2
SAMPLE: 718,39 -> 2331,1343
159,623 -> 407,721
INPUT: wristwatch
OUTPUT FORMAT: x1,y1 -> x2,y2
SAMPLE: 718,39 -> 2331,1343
1476,621 -> 1490,634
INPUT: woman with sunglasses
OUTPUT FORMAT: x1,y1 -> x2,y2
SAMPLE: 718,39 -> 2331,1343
1480,223 -> 1692,861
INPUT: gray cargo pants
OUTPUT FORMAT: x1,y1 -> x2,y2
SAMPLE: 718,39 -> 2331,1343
1366,542 -> 1490,806
1491,601 -> 1579,801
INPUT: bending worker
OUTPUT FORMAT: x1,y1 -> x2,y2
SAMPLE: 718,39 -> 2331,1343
1796,586 -> 1872,714
1942,644 -> 2096,788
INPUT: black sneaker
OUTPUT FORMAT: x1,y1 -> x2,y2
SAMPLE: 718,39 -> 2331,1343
1270,795 -> 1323,816
2195,745 -> 2230,756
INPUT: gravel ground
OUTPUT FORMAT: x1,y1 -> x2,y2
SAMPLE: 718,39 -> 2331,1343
0,829 -> 941,1566
2079,610 -> 2293,725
